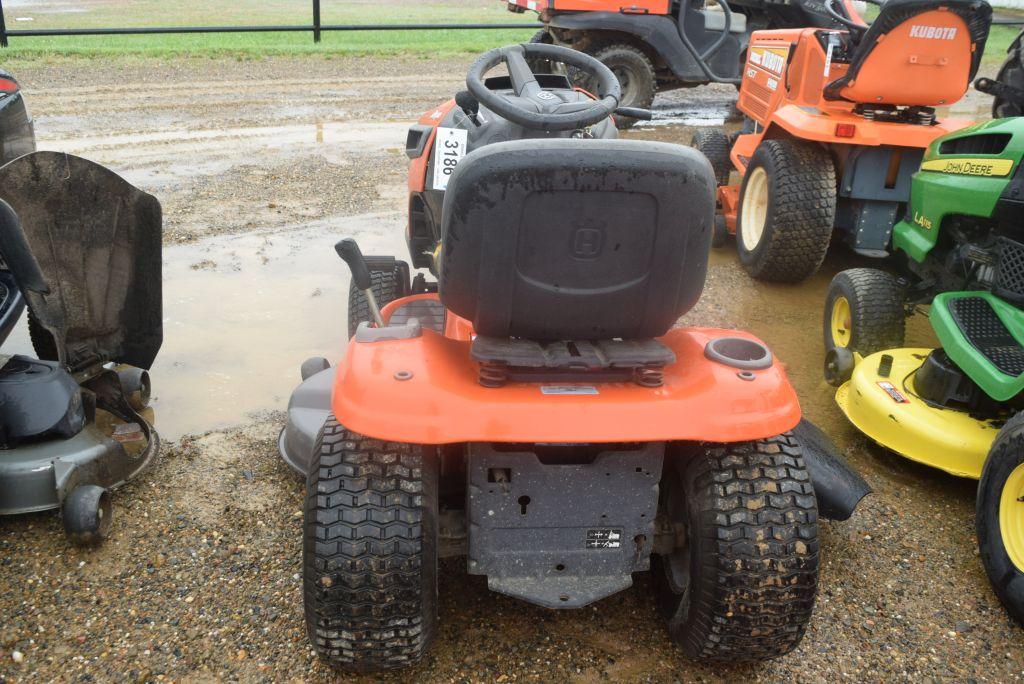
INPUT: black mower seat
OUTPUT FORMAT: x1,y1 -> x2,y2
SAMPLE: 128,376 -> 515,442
438,139 -> 715,341
824,0 -> 991,107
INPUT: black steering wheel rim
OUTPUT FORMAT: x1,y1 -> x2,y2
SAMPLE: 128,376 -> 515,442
466,43 -> 621,132
825,0 -> 870,33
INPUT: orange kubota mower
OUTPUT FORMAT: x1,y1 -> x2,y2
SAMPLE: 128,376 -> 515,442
694,0 -> 992,282
279,44 -> 869,672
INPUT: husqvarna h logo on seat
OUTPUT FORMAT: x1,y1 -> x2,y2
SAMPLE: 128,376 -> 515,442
909,25 -> 958,40
571,227 -> 605,259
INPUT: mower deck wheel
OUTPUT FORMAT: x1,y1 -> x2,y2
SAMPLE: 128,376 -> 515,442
347,266 -> 405,339
978,413 -> 1024,625
303,416 -> 438,672
736,139 -> 836,282
63,485 -> 113,546
824,268 -> 905,358
655,434 -> 819,661
691,128 -> 732,187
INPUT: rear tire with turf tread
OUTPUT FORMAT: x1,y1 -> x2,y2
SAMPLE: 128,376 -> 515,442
823,268 -> 905,357
347,268 -> 402,339
656,434 -> 819,661
692,128 -> 732,187
303,415 -> 438,672
737,139 -> 836,282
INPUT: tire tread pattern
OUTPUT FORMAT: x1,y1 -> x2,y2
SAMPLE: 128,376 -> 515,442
824,268 -> 905,355
303,416 -> 437,672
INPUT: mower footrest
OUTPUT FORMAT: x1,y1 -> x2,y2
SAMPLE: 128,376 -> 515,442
466,442 -> 663,609
948,296 -> 1024,377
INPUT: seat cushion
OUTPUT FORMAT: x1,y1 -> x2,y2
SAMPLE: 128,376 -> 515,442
437,139 -> 715,340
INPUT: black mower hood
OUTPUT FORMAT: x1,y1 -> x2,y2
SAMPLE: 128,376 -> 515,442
0,152 -> 162,371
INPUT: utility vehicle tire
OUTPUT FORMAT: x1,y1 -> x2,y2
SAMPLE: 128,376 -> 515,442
347,268 -> 403,339
303,415 -> 439,672
527,29 -> 558,73
823,268 -> 905,358
736,139 -> 836,282
993,48 -> 1024,119
692,128 -> 732,187
575,44 -> 655,129
655,435 -> 819,662
978,413 -> 1024,626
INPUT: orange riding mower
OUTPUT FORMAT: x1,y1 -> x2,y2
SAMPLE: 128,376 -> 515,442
278,44 -> 870,672
693,0 -> 992,282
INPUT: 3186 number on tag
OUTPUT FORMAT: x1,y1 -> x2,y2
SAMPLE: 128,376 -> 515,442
433,127 -> 468,192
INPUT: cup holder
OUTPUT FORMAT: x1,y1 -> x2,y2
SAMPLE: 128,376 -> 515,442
704,337 -> 773,371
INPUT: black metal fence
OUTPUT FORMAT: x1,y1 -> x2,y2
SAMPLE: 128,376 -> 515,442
0,0 -> 541,48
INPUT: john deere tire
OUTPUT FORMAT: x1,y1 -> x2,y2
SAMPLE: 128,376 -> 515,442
303,416 -> 439,671
823,268 -> 905,357
978,413 -> 1024,626
692,128 -> 732,187
736,139 -> 836,282
655,435 -> 819,661
993,47 -> 1024,119
576,44 -> 655,129
347,268 -> 403,339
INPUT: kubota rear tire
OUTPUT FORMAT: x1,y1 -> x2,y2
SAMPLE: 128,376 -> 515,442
692,128 -> 732,187
736,139 -> 836,282
655,435 -> 819,662
977,413 -> 1024,626
303,416 -> 439,672
823,268 -> 905,358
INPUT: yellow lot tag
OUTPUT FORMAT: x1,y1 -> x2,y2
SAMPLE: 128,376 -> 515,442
921,158 -> 1015,177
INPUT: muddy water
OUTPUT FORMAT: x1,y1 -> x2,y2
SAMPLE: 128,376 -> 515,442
6,213 -> 408,439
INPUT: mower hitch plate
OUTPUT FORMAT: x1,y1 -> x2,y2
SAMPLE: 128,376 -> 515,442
467,442 -> 663,609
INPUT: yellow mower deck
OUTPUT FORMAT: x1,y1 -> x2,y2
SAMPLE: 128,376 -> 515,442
836,349 -> 1002,479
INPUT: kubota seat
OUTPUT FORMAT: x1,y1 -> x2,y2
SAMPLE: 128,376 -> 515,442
437,139 -> 714,341
825,0 -> 992,107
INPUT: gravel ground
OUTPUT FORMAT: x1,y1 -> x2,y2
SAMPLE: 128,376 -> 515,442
1,54 -> 1023,683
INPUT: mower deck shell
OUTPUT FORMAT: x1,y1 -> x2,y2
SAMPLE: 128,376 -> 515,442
835,348 -> 998,479
0,419 -> 158,515
331,297 -> 801,446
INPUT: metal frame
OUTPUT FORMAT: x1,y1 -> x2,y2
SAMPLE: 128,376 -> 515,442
0,0 -> 541,48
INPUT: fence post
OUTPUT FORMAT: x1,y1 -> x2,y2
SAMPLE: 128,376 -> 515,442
0,0 -> 8,49
313,0 -> 321,43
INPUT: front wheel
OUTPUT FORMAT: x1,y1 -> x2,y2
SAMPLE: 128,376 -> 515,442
655,435 -> 819,661
736,139 -> 836,282
978,414 -> 1024,625
303,416 -> 439,671
823,268 -> 905,358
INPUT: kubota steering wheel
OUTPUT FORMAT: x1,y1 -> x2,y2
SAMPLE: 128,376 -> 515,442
825,0 -> 873,35
466,43 -> 621,132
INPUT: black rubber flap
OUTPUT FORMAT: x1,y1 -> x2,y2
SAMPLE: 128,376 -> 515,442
0,152 -> 163,371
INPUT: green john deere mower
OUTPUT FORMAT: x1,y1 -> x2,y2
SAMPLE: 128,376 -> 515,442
823,116 -> 1024,623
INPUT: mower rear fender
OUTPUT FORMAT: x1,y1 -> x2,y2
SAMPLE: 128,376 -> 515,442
759,106 -> 975,150
548,12 -> 737,83
331,320 -> 801,445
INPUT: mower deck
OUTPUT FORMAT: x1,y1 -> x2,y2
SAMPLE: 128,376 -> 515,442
836,348 -> 999,479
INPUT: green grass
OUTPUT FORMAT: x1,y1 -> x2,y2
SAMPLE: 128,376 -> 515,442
0,0 -> 540,58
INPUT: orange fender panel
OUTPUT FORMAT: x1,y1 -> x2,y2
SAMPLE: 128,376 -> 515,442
332,326 -> 801,445
408,100 -> 456,194
769,105 -> 974,149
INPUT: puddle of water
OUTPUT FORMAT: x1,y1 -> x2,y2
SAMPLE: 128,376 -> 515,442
5,213 -> 409,441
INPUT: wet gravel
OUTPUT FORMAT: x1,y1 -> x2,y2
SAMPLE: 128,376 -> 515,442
1,54 -> 1024,682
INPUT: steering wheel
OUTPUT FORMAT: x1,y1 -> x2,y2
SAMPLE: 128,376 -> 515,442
466,43 -> 621,132
825,0 -> 871,34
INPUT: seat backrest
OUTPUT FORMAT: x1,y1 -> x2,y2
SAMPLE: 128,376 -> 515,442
825,0 -> 991,107
438,139 -> 714,341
